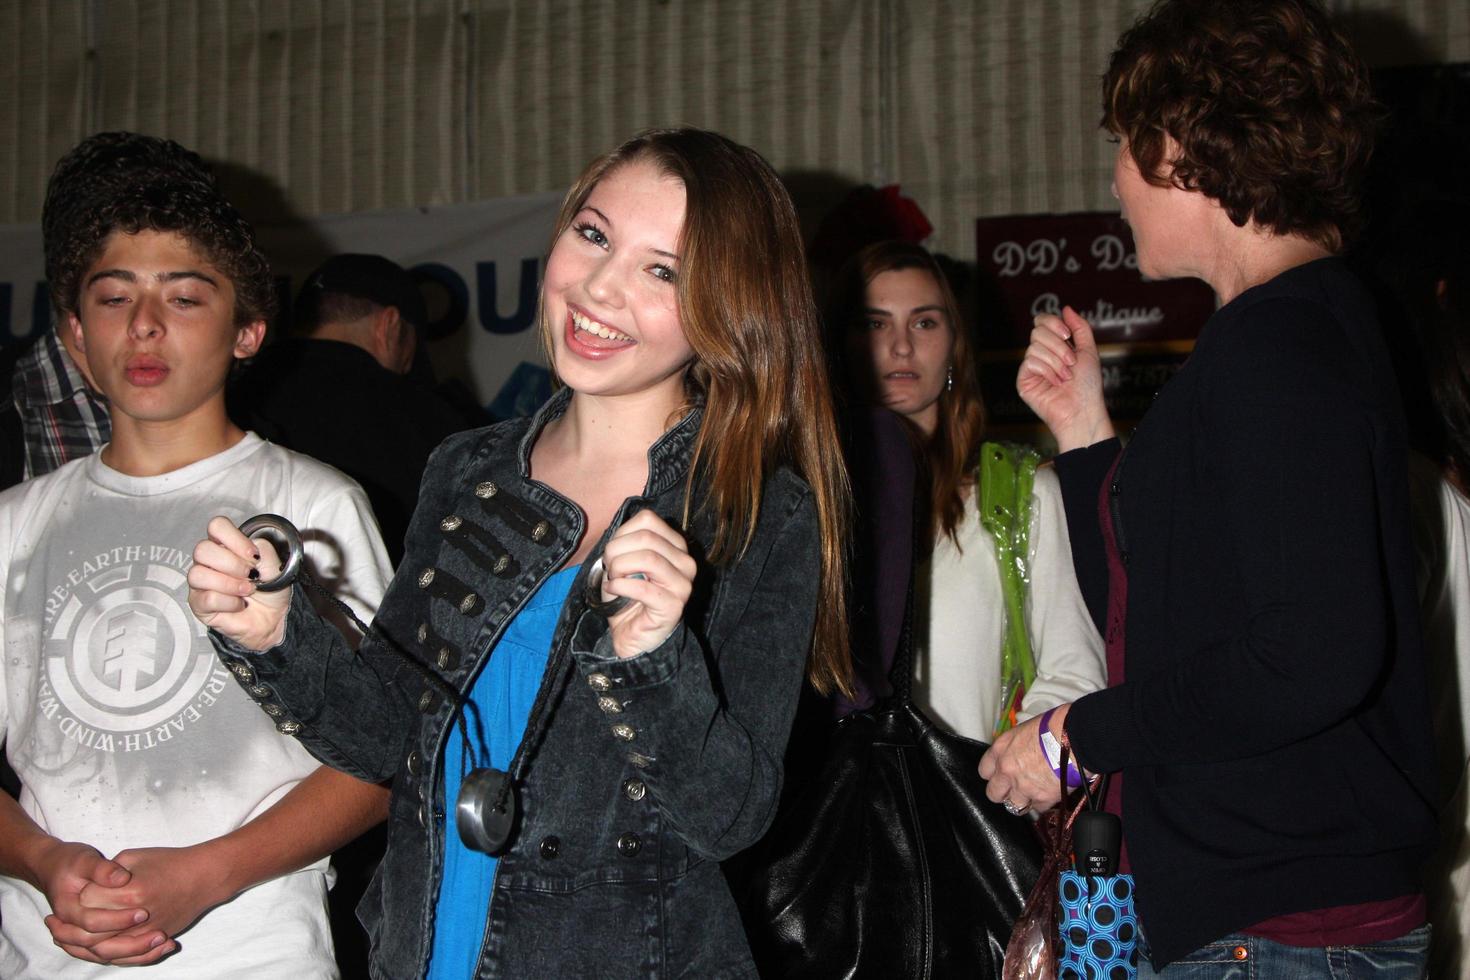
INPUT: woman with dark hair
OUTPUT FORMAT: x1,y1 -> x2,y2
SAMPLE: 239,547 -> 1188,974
831,241 -> 1104,741
980,0 -> 1437,974
186,127 -> 851,979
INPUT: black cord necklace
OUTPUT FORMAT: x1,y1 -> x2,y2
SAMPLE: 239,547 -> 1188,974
238,513 -> 519,854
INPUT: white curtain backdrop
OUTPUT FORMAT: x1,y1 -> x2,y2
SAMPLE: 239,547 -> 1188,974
1,0 -> 1466,261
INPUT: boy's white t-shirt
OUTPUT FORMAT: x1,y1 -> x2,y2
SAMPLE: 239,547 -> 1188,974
0,433 -> 391,979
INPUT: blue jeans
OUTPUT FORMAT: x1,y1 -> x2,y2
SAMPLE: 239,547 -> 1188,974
1135,925 -> 1430,979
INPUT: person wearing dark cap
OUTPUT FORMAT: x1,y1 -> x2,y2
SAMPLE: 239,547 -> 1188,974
295,253 -> 425,374
230,253 -> 476,566
229,253 -> 475,979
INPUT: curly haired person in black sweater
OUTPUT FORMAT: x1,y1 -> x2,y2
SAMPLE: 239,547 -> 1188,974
980,1 -> 1437,975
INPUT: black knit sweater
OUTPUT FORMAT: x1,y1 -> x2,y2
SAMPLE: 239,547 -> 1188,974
1056,258 -> 1437,966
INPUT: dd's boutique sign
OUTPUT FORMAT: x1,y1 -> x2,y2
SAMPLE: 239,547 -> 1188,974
973,212 -> 1214,433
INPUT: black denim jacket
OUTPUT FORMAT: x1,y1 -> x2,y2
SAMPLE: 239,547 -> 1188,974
212,388 -> 821,979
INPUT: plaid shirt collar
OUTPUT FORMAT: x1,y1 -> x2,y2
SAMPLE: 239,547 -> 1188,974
12,326 -> 110,478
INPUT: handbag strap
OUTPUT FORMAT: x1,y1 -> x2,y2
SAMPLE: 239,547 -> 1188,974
979,440 -> 1041,737
886,459 -> 926,704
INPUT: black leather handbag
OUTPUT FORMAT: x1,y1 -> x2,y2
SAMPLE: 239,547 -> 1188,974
738,577 -> 1044,977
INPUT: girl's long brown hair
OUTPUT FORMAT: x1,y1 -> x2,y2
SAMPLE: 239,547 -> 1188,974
829,241 -> 986,546
541,128 -> 853,697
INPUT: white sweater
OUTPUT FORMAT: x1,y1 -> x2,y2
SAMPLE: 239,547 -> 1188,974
1413,455 -> 1470,979
910,465 -> 1106,742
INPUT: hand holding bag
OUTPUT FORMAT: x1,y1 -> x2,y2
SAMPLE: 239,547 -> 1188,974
1002,779 -> 1086,980
1002,749 -> 1137,980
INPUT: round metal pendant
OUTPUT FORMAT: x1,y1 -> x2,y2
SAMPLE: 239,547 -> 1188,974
583,558 -> 629,617
584,558 -> 647,618
456,767 -> 518,855
238,514 -> 304,592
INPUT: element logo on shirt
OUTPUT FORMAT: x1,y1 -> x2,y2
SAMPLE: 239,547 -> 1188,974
39,544 -> 227,752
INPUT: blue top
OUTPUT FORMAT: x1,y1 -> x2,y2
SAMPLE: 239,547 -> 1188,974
425,564 -> 580,980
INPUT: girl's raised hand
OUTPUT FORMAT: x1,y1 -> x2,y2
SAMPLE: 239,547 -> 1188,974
187,516 -> 291,651
1016,306 -> 1115,451
597,509 -> 698,659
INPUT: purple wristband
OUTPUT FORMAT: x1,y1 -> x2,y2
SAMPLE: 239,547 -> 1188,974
1038,707 -> 1084,788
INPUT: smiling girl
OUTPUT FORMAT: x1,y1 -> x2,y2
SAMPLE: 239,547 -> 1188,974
187,128 -> 849,979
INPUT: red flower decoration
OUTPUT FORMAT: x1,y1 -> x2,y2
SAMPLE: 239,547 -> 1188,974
808,184 -> 934,278
875,185 -> 934,244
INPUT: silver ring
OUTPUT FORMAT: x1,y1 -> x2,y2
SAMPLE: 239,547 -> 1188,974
583,558 -> 645,619
1002,799 -> 1028,817
238,514 -> 304,592
583,558 -> 630,618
